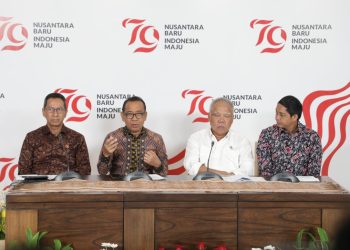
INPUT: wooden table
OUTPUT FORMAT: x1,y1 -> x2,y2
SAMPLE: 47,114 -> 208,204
6,176 -> 350,250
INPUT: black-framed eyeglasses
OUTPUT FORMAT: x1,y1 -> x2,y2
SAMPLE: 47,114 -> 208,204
124,112 -> 145,119
45,107 -> 66,113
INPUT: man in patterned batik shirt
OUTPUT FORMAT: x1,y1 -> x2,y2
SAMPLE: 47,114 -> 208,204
18,93 -> 91,175
256,95 -> 322,179
97,96 -> 168,177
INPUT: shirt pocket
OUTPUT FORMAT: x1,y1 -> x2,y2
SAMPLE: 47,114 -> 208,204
223,146 -> 239,169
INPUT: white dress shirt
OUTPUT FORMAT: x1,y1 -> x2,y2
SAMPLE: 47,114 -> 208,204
184,128 -> 254,176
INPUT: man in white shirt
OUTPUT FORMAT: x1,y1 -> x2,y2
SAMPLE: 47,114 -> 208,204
184,97 -> 254,177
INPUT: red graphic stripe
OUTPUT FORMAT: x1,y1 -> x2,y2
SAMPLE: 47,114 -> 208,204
2,43 -> 26,51
0,163 -> 11,181
0,158 -> 14,162
8,23 -> 24,43
198,96 -> 212,116
0,22 -> 10,40
267,26 -> 283,46
321,109 -> 350,176
256,25 -> 270,46
193,117 -> 209,123
316,94 -> 350,138
66,115 -> 89,122
134,45 -> 157,53
139,26 -> 157,45
9,164 -> 18,181
55,88 -> 77,94
187,95 -> 201,115
71,95 -> 88,115
168,149 -> 186,165
129,24 -> 142,45
323,101 -> 350,152
303,82 -> 350,128
168,166 -> 186,175
261,45 -> 284,53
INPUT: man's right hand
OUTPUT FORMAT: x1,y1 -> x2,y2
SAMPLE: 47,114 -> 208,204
102,135 -> 118,157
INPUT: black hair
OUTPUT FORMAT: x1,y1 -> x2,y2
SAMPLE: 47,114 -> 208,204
43,93 -> 67,109
278,95 -> 302,120
122,96 -> 146,112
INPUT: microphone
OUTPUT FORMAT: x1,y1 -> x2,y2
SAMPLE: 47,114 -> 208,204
193,141 -> 223,181
123,146 -> 152,181
55,133 -> 83,181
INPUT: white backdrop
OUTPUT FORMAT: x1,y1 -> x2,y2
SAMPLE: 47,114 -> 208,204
1,0 -> 349,190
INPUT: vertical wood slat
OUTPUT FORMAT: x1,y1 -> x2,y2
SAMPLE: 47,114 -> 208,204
6,209 -> 38,248
124,208 -> 154,250
322,208 -> 349,240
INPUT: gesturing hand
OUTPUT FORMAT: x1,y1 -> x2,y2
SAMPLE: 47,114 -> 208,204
143,150 -> 161,168
102,135 -> 118,157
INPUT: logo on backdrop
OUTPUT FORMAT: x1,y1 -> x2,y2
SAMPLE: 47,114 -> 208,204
182,89 -> 212,123
250,19 -> 287,53
0,157 -> 17,190
0,92 -> 4,99
0,16 -> 28,51
250,19 -> 332,52
55,88 -> 92,122
303,82 -> 350,176
121,18 -> 204,52
122,18 -> 159,53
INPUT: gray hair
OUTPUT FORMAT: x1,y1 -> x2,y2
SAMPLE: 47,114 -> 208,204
209,97 -> 234,113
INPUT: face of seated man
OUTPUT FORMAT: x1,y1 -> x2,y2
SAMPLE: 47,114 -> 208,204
208,100 -> 233,141
121,100 -> 147,137
42,98 -> 67,135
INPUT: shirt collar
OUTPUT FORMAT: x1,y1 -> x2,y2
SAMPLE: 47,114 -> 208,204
123,126 -> 146,139
277,122 -> 304,135
208,128 -> 231,142
42,124 -> 68,135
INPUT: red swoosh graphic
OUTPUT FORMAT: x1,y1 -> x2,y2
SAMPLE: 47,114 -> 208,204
71,95 -> 88,115
0,163 -> 11,181
66,115 -> 89,122
168,166 -> 186,175
323,101 -> 350,152
0,158 -> 14,162
303,82 -> 350,128
139,26 -> 156,46
198,96 -> 212,115
256,25 -> 270,46
9,164 -> 18,181
134,45 -> 157,53
2,43 -> 26,51
55,88 -> 77,94
261,46 -> 284,53
8,23 -> 25,43
315,94 -> 350,138
0,22 -> 10,40
250,19 -> 273,28
182,90 -> 204,98
168,149 -> 186,165
187,95 -> 201,115
123,18 -> 145,27
193,117 -> 209,123
267,26 -> 283,46
129,24 -> 142,45
321,109 -> 350,176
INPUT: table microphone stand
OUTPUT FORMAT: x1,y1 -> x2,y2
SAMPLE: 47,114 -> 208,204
123,170 -> 152,181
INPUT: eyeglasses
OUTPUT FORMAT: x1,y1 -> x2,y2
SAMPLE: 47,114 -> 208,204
211,112 -> 233,119
124,112 -> 145,119
46,107 -> 66,113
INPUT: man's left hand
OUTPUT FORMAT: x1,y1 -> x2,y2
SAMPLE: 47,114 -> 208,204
143,150 -> 161,168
